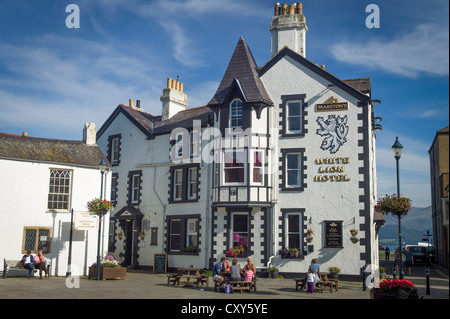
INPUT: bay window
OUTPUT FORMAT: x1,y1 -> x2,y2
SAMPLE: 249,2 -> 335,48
224,149 -> 246,184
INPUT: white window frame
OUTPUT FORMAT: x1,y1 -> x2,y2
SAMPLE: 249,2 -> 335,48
186,219 -> 198,248
187,167 -> 198,200
170,219 -> 182,252
230,212 -> 249,251
251,149 -> 264,185
223,149 -> 247,185
285,153 -> 301,188
131,174 -> 140,204
285,213 -> 302,250
190,131 -> 199,157
110,174 -> 118,204
286,100 -> 302,134
111,137 -> 120,164
173,169 -> 183,201
229,99 -> 243,129
47,169 -> 72,212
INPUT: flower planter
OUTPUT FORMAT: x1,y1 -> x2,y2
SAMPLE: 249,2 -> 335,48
269,270 -> 279,278
88,266 -> 127,280
370,289 -> 419,299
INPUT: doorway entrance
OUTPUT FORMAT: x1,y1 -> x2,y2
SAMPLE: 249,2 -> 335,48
114,206 -> 143,269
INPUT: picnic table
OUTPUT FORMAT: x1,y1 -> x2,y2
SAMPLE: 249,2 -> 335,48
294,272 -> 338,293
167,268 -> 209,287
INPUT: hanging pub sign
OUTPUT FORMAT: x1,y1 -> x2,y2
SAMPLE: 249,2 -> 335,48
315,96 -> 348,112
324,220 -> 343,248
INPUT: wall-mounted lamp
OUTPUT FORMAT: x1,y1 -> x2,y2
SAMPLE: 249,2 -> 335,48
139,230 -> 145,240
118,229 -> 124,240
374,124 -> 383,131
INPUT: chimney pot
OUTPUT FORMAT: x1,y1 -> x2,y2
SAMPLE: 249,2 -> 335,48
281,3 -> 288,15
22,132 -> 28,137
289,4 -> 295,14
274,3 -> 280,16
129,99 -> 134,107
167,78 -> 172,89
136,100 -> 141,108
297,3 -> 303,15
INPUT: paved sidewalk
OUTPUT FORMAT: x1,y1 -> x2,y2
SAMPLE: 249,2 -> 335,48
1,261 -> 447,300
0,272 -> 370,299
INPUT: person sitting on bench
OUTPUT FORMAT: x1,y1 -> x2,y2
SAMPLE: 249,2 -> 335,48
22,250 -> 35,279
33,249 -> 46,279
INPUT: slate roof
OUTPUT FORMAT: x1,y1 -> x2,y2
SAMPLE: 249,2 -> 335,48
342,78 -> 371,95
0,133 -> 110,168
97,104 -> 214,140
208,37 -> 273,107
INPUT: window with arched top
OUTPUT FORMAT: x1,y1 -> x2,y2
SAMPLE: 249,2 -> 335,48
229,99 -> 243,128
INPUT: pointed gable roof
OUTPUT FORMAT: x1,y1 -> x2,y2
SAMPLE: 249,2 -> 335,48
208,37 -> 273,107
259,46 -> 371,103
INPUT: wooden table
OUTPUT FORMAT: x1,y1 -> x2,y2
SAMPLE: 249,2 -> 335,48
177,268 -> 201,276
167,268 -> 209,287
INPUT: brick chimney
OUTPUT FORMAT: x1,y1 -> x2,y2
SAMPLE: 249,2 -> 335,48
160,77 -> 188,121
270,3 -> 308,58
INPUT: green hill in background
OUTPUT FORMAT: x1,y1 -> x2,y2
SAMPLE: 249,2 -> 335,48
378,206 -> 433,248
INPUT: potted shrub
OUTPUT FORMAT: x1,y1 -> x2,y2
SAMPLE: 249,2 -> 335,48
350,229 -> 358,236
328,266 -> 340,280
269,267 -> 279,279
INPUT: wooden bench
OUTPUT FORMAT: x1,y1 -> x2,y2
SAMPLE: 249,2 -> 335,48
320,277 -> 339,291
314,281 -> 333,293
294,277 -> 335,293
215,279 -> 256,292
294,278 -> 306,290
230,281 -> 253,293
167,274 -> 180,286
3,259 -> 50,278
196,275 -> 209,287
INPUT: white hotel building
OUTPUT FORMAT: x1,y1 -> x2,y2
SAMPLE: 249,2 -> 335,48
97,3 -> 384,278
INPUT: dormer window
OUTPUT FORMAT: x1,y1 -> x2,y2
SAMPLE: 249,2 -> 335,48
229,99 -> 243,128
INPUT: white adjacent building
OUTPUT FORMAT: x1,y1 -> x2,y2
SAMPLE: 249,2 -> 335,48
97,3 -> 383,278
0,125 -> 111,276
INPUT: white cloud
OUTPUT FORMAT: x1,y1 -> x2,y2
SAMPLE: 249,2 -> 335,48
331,23 -> 449,78
0,36 -> 163,138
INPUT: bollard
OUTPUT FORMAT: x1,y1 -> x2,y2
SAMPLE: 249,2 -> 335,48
362,264 -> 369,291
425,268 -> 430,295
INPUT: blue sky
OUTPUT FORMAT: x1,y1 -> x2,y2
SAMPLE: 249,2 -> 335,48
0,0 -> 448,207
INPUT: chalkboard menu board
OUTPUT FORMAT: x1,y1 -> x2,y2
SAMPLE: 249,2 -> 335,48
324,221 -> 343,248
154,253 -> 168,273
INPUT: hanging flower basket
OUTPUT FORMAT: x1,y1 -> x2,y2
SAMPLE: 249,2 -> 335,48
374,194 -> 411,216
87,198 -> 113,216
